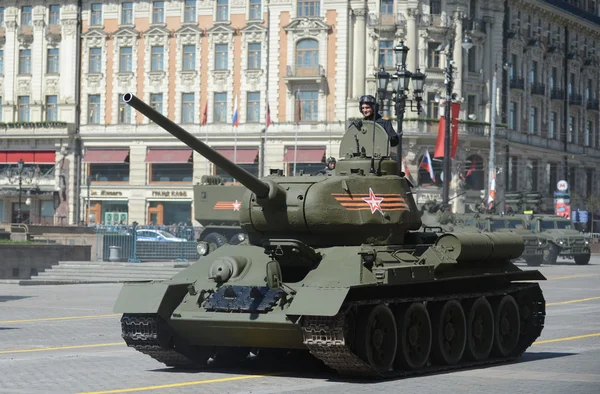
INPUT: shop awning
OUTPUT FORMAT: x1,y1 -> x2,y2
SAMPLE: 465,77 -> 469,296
34,151 -> 56,163
216,149 -> 259,164
145,149 -> 193,163
83,149 -> 129,163
283,147 -> 326,163
0,151 -> 56,163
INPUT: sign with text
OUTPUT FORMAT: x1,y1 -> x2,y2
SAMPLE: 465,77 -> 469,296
90,190 -> 124,197
151,190 -> 189,198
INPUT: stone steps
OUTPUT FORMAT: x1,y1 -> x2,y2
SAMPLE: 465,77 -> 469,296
19,260 -> 192,285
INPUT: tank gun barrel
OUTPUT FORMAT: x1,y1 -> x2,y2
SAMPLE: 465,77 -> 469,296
123,93 -> 270,199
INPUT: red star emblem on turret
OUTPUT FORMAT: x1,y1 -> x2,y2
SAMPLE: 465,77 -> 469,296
232,200 -> 241,211
362,188 -> 384,215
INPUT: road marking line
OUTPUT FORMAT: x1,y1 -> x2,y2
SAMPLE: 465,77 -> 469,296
547,273 -> 600,281
0,313 -> 120,324
547,296 -> 600,306
0,342 -> 124,354
534,332 -> 600,345
79,374 -> 281,394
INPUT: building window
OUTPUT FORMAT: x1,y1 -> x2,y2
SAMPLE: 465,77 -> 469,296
150,93 -> 163,114
530,61 -> 538,84
184,0 -> 196,23
49,5 -> 60,25
216,0 -> 229,21
509,156 -> 518,191
119,47 -> 133,72
90,163 -> 130,183
0,7 -> 4,27
586,169 -> 593,197
19,49 -> 31,74
89,48 -> 102,73
0,49 -> 3,74
152,1 -> 165,24
529,107 -> 538,134
215,44 -> 228,69
587,78 -> 593,100
526,159 -> 539,191
182,45 -> 196,71
585,121 -> 592,146
151,163 -> 193,182
509,102 -> 516,130
151,46 -> 164,72
181,93 -> 195,124
121,2 -> 133,25
296,39 -> 318,72
21,6 -> 33,26
467,95 -> 476,118
381,0 -> 393,14
510,54 -> 518,79
550,67 -> 557,90
427,42 -> 441,68
430,0 -> 442,15
427,92 -> 439,118
297,90 -> 318,122
467,48 -> 477,72
47,48 -> 59,73
249,0 -> 262,20
568,73 -> 574,95
379,41 -> 394,68
568,116 -> 574,143
90,3 -> 102,26
18,96 -> 30,122
216,161 -> 259,182
118,94 -> 131,124
45,95 -> 58,121
549,111 -> 556,139
246,92 -> 260,122
297,0 -> 320,17
214,92 -> 227,123
88,94 -> 101,124
548,162 -> 558,196
248,43 -> 261,69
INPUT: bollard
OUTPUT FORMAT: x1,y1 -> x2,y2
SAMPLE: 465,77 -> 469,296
109,246 -> 122,262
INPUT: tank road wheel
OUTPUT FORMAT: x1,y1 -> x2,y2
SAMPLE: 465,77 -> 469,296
542,243 -> 559,265
492,295 -> 520,357
355,304 -> 397,374
574,253 -> 591,265
203,232 -> 228,253
228,233 -> 247,245
431,299 -> 467,365
394,302 -> 432,370
464,297 -> 494,361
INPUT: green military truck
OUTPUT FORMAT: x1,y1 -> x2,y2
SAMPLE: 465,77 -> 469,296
193,176 -> 246,252
523,214 -> 591,265
468,214 -> 546,266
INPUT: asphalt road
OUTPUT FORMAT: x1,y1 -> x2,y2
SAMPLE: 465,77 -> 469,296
1,257 -> 599,394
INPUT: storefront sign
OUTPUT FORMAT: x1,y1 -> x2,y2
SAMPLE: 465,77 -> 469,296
90,190 -> 124,197
151,190 -> 189,198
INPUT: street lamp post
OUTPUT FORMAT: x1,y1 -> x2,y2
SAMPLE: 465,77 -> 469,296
17,159 -> 24,223
441,33 -> 473,205
87,175 -> 92,225
375,42 -> 426,171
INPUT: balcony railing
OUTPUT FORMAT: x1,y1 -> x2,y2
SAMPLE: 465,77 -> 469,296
46,24 -> 62,44
587,98 -> 599,111
368,12 -> 406,29
462,18 -> 486,33
286,65 -> 326,78
531,83 -> 545,96
418,14 -> 451,28
551,89 -> 565,100
17,25 -> 34,45
510,77 -> 525,90
569,94 -> 583,106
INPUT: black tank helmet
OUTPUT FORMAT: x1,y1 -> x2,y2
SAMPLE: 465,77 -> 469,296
326,156 -> 336,165
359,95 -> 376,115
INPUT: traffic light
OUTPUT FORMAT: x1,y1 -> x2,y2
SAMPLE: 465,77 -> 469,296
504,192 -> 523,213
524,192 -> 543,213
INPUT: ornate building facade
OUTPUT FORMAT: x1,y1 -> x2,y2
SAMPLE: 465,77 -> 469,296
1,0 -> 598,225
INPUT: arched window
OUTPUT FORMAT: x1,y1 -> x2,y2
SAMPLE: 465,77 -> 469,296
464,154 -> 485,190
417,152 -> 443,187
296,39 -> 318,75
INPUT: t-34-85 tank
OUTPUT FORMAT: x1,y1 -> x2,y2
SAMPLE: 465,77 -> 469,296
114,93 -> 546,378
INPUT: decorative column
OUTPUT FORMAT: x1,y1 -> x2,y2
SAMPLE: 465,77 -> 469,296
453,12 -> 464,101
406,9 -> 418,72
351,8 -> 367,98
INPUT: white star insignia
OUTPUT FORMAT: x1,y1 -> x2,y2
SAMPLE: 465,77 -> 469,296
232,200 -> 241,211
362,188 -> 384,215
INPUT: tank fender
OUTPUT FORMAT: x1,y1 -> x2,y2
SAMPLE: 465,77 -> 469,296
285,287 -> 349,317
113,280 -> 192,318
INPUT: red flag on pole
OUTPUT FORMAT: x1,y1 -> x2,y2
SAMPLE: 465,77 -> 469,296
201,101 -> 208,126
433,102 -> 460,158
265,101 -> 271,129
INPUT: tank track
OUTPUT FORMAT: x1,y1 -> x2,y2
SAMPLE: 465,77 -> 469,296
121,314 -> 203,368
302,282 -> 545,378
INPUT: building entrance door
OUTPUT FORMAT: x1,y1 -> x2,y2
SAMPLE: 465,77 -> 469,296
148,203 -> 164,225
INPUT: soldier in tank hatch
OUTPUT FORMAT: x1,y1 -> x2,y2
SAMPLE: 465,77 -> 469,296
349,95 -> 400,147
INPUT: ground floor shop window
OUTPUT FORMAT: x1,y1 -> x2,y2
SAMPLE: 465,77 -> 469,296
40,200 -> 55,225
0,201 -> 4,222
12,202 -> 30,223
148,201 -> 191,225
88,200 -> 128,225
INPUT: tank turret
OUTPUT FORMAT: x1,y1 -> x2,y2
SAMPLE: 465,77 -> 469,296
123,93 -> 421,247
